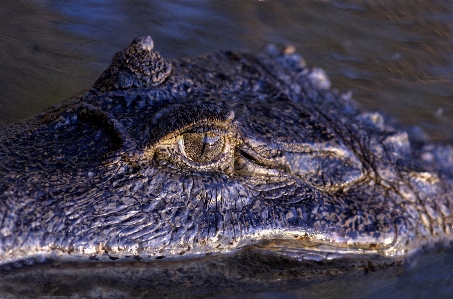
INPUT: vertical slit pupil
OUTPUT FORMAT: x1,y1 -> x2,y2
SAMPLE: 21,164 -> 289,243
183,132 -> 224,162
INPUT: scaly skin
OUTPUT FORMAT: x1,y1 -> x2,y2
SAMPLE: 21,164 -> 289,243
0,35 -> 452,295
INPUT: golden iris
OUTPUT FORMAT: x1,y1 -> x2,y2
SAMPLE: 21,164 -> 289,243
181,131 -> 224,163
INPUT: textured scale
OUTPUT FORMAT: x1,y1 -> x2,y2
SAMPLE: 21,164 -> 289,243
0,35 -> 453,296
93,36 -> 172,91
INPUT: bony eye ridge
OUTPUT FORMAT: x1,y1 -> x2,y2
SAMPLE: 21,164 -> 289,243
179,131 -> 225,163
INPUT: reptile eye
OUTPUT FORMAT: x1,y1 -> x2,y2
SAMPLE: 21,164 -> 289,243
179,131 -> 224,163
149,104 -> 237,174
152,126 -> 237,174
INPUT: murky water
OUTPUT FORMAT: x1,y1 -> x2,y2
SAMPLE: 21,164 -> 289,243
1,0 -> 453,298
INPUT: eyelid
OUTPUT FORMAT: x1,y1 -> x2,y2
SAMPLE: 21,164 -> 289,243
183,126 -> 229,136
151,124 -> 230,148
147,104 -> 235,148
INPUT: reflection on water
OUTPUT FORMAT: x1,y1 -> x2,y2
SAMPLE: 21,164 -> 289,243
214,248 -> 453,299
1,0 -> 453,298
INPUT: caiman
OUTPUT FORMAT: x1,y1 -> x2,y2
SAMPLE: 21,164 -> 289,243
0,36 -> 452,297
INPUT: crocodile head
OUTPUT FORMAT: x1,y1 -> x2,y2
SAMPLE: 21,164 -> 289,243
1,36 -> 452,273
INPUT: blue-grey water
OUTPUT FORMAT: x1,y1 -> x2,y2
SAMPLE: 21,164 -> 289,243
1,0 -> 453,298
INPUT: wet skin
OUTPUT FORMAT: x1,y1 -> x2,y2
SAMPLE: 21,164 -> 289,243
0,36 -> 452,295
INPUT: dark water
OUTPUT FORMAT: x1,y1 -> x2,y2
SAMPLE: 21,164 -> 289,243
1,0 -> 453,298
